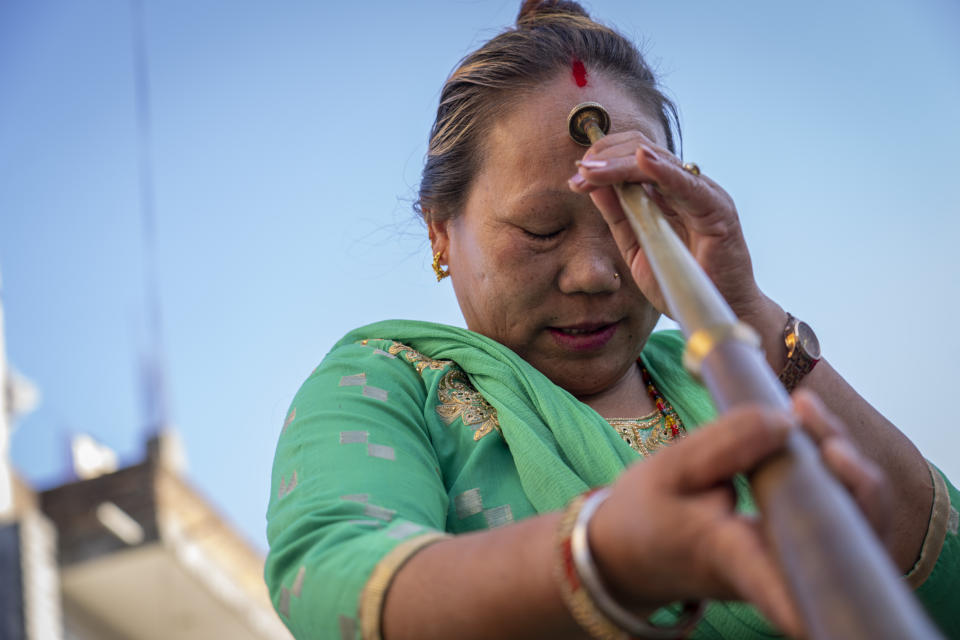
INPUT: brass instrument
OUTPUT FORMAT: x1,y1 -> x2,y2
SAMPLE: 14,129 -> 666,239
567,101 -> 941,640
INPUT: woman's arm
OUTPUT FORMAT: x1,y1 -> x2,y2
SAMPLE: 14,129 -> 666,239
380,510 -> 580,639
571,135 -> 933,573
382,405 -> 805,640
740,296 -> 932,572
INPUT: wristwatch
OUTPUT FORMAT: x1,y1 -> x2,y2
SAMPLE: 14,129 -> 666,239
778,313 -> 821,392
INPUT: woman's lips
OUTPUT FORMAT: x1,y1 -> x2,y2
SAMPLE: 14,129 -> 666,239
548,321 -> 619,351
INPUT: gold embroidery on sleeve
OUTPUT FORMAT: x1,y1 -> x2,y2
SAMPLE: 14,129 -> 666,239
436,368 -> 501,441
386,341 -> 501,441
387,341 -> 452,374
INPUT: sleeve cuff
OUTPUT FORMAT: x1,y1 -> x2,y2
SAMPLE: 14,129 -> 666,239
904,460 -> 952,589
358,531 -> 450,640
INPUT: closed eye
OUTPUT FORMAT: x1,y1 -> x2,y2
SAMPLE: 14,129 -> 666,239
522,228 -> 563,241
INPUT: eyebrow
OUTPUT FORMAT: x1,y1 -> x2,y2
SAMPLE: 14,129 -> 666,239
502,188 -> 585,219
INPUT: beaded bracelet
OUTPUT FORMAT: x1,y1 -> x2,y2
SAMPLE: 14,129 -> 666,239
555,488 -> 707,640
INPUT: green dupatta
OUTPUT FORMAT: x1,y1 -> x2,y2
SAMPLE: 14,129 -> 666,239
338,319 -> 718,513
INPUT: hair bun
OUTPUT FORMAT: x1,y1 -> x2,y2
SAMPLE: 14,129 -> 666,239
516,0 -> 590,24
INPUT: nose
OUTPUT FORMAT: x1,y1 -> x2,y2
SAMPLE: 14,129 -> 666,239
557,231 -> 622,295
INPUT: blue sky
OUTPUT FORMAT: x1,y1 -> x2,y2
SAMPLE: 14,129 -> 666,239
2,1 -> 958,551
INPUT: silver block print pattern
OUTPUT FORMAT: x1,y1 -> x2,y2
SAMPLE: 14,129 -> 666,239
345,519 -> 383,527
363,503 -> 396,522
282,407 -> 296,433
278,470 -> 298,499
367,443 -> 396,460
339,373 -> 367,387
341,494 -> 394,522
291,566 -> 306,597
362,385 -> 389,402
341,431 -> 396,461
339,430 -> 369,444
387,522 -> 424,540
483,504 -> 514,529
454,488 -> 484,519
277,565 -> 306,617
339,370 -> 389,402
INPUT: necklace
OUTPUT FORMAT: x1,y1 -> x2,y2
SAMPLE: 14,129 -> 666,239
606,366 -> 686,457
641,366 -> 683,438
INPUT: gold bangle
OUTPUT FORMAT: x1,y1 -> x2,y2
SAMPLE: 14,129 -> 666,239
556,490 -> 628,640
683,321 -> 761,377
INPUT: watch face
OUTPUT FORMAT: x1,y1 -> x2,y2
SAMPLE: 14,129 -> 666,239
797,321 -> 821,360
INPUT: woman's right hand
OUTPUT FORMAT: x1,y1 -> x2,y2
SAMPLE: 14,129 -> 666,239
587,393 -> 891,638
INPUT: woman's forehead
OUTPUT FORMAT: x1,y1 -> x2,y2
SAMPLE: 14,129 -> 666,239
461,71 -> 666,214
492,71 -> 667,151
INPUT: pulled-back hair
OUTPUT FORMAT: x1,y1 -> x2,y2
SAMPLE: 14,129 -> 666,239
416,0 -> 680,222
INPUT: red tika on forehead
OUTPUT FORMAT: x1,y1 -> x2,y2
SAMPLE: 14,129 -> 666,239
571,59 -> 588,87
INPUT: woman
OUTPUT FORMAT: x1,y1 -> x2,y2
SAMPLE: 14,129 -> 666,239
266,2 -> 958,638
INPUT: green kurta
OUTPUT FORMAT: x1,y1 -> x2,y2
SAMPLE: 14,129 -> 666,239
265,320 -> 960,639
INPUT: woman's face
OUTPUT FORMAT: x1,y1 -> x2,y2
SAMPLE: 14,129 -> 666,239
431,71 -> 666,397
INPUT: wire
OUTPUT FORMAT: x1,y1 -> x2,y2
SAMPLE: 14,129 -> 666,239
130,0 -> 169,435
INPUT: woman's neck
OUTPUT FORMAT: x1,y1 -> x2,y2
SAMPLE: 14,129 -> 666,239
575,361 -> 657,419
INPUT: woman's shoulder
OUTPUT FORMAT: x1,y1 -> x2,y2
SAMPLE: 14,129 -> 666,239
324,336 -> 459,378
321,318 -> 507,380
305,322 -> 471,406
333,319 -> 472,351
286,336 -> 459,442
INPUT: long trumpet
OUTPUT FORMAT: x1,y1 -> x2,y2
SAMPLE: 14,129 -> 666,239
567,101 -> 941,640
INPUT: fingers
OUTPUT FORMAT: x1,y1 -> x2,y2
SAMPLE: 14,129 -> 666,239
570,143 -> 739,247
660,406 -> 794,493
628,147 -> 727,221
793,390 -> 892,540
567,127 -> 760,324
700,515 -> 802,637
567,131 -> 669,193
791,389 -> 845,442
569,149 -> 660,190
823,438 -> 893,540
583,129 -> 665,156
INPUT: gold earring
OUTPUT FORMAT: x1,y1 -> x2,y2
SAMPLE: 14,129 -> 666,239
432,251 -> 450,281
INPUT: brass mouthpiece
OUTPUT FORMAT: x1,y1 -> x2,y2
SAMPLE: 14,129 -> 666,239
567,101 -> 611,146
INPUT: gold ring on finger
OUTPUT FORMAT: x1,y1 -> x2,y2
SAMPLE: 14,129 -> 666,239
682,162 -> 701,176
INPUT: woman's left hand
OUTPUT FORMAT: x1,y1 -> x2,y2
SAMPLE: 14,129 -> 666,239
568,131 -> 767,323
